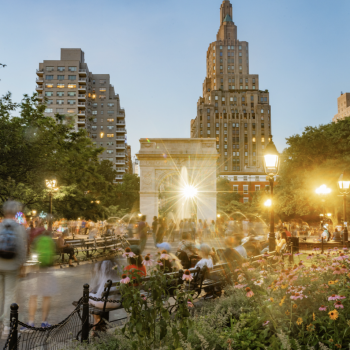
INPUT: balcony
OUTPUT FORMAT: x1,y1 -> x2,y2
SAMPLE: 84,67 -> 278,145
36,69 -> 44,76
116,160 -> 125,164
116,128 -> 126,133
35,85 -> 43,91
77,119 -> 85,125
36,78 -> 43,84
78,78 -> 87,84
78,85 -> 86,92
78,102 -> 86,108
116,121 -> 125,126
78,94 -> 86,100
115,175 -> 123,180
78,111 -> 86,117
116,168 -> 126,172
37,94 -> 43,99
116,145 -> 126,149
116,136 -> 125,140
79,69 -> 87,76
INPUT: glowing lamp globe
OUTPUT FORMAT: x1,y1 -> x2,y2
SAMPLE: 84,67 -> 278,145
338,171 -> 350,195
182,185 -> 198,199
263,137 -> 279,176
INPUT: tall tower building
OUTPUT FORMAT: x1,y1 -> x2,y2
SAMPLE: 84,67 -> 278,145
36,48 -> 130,182
190,1 -> 272,202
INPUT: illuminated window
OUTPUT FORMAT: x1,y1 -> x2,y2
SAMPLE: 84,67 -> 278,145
100,132 -> 104,139
57,84 -> 65,88
107,119 -> 114,122
99,88 -> 106,92
261,137 -> 265,142
252,137 -> 256,142
45,83 -> 53,88
67,109 -> 75,113
68,84 -> 76,88
107,134 -> 114,138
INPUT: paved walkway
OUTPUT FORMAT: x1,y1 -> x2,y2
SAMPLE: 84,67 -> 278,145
0,235 -> 227,346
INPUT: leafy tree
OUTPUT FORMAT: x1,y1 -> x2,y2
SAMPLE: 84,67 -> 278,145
114,173 -> 140,212
216,176 -> 240,210
0,92 -> 138,220
275,118 -> 350,221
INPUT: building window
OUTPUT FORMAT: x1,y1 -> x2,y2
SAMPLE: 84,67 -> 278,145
46,100 -> 53,105
56,100 -> 64,105
107,110 -> 114,114
57,67 -> 65,72
243,197 -> 249,203
57,75 -> 64,80
255,176 -> 259,181
262,137 -> 265,142
99,88 -> 106,92
67,99 -> 76,105
68,84 -> 76,88
67,92 -> 76,97
243,176 -> 248,181
67,109 -> 75,113
92,111 -> 97,115
107,118 -> 114,122
45,92 -> 53,97
100,79 -> 107,84
207,130 -> 211,135
45,83 -> 53,88
243,185 -> 248,194
91,134 -> 97,139
107,134 -> 114,138
46,67 -> 54,72
224,145 -> 227,149
57,84 -> 65,88
107,103 -> 115,107
216,144 -> 219,149
99,95 -> 106,99
68,75 -> 76,80
106,150 -> 114,154
224,166 -> 228,170
255,185 -> 260,191
45,75 -> 53,80
107,126 -> 114,130
68,66 -> 77,72
44,108 -> 53,113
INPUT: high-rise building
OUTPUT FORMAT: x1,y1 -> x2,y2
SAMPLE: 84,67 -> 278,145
333,92 -> 350,122
36,48 -> 130,182
190,1 -> 272,202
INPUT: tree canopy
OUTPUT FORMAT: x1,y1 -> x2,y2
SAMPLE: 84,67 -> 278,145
0,93 -> 139,220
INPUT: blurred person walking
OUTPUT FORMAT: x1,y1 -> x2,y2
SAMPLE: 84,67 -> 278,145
0,201 -> 27,339
138,215 -> 148,253
151,216 -> 158,247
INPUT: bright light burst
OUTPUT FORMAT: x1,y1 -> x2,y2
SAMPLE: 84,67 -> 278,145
182,185 -> 198,199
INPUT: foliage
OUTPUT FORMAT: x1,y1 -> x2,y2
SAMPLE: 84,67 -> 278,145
0,92 -> 138,220
216,177 -> 241,210
276,118 -> 350,219
119,266 -> 193,350
113,173 -> 140,212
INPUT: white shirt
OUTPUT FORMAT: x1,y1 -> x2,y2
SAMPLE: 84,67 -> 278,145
195,258 -> 214,269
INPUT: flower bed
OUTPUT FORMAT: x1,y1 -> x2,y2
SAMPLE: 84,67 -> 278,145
68,248 -> 350,349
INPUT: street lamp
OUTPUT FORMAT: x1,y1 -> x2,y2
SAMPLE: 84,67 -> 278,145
338,171 -> 350,245
315,184 -> 331,229
45,178 -> 59,229
263,136 -> 280,252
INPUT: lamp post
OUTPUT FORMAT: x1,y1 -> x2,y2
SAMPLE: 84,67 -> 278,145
315,185 -> 331,229
263,136 -> 280,252
46,178 -> 59,229
338,171 -> 350,245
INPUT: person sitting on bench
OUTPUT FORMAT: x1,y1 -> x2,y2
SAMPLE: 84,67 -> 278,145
223,236 -> 247,268
124,245 -> 147,277
176,232 -> 198,269
195,244 -> 214,270
56,233 -> 79,267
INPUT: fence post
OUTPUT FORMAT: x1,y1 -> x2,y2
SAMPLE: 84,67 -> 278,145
81,284 -> 90,343
9,303 -> 18,350
321,237 -> 324,254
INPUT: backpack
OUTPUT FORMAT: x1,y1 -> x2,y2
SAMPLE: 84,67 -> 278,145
0,223 -> 17,259
35,235 -> 56,267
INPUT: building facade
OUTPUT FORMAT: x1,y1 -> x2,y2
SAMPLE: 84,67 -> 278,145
36,48 -> 130,182
190,1 -> 272,194
333,92 -> 350,122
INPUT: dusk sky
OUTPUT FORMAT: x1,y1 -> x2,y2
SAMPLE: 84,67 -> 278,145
1,0 -> 350,159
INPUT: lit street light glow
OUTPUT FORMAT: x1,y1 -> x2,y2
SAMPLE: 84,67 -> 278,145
264,199 -> 272,207
315,184 -> 331,195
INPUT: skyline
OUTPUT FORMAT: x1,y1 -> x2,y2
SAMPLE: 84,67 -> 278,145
1,0 -> 350,158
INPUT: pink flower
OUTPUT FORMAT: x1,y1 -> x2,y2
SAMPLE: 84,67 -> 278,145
294,252 -> 302,256
156,259 -> 163,266
120,274 -> 130,284
343,247 -> 348,251
319,305 -> 327,311
263,320 -> 270,326
328,294 -> 340,301
333,267 -> 342,275
245,287 -> 254,298
234,283 -> 247,289
254,280 -> 263,286
187,301 -> 194,308
306,254 -> 313,260
160,250 -> 170,260
182,270 -> 193,281
140,294 -> 147,301
313,247 -> 320,251
122,247 -> 136,258
142,255 -> 153,266
338,295 -> 346,300
335,301 -> 344,309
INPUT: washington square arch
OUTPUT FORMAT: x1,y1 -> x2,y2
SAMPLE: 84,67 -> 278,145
136,138 -> 219,225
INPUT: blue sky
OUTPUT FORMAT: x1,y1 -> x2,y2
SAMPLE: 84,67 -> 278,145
1,0 -> 350,158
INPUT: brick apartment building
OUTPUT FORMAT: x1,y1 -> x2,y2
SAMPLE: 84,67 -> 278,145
36,48 -> 131,183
